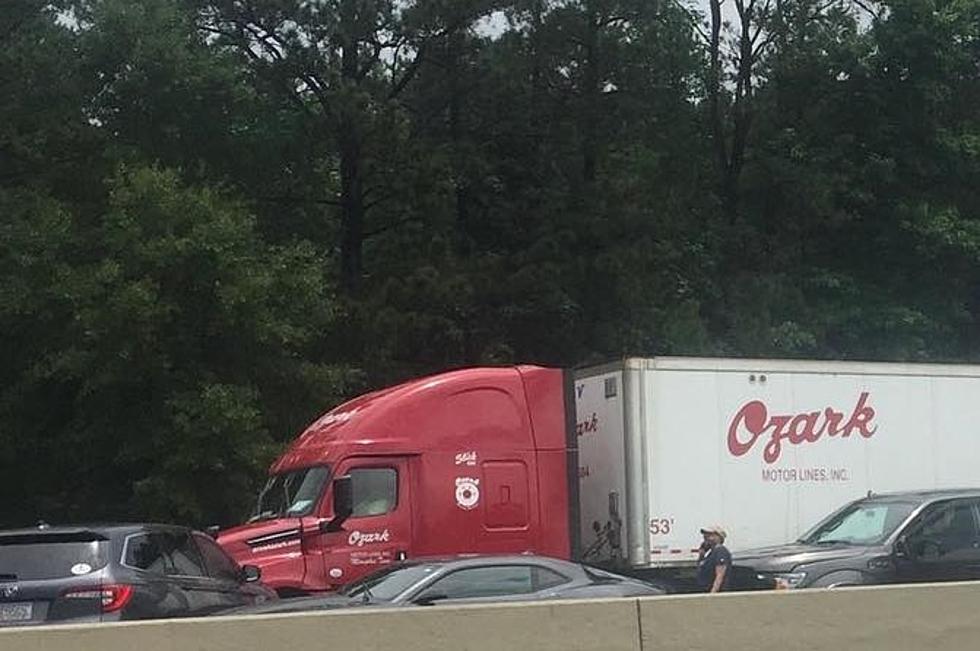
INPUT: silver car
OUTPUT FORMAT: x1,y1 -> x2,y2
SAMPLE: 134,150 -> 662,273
222,555 -> 666,614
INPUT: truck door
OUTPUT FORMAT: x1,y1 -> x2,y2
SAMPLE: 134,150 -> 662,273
895,499 -> 980,584
320,456 -> 414,588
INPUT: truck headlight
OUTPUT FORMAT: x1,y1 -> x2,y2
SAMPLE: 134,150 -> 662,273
771,572 -> 807,589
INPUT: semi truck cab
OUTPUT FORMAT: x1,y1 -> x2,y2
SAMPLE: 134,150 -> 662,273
217,366 -> 578,595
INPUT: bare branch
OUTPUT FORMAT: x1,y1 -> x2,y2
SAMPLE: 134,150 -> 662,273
199,15 -> 330,116
364,192 -> 396,212
851,0 -> 880,19
240,23 -> 285,62
752,33 -> 775,59
358,39 -> 385,80
671,0 -> 710,43
257,195 -> 342,207
388,41 -> 429,100
601,15 -> 632,28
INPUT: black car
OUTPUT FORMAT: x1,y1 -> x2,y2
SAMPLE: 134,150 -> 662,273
223,555 -> 666,616
733,488 -> 980,590
0,524 -> 276,627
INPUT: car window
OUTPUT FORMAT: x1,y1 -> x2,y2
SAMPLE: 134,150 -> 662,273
906,500 -> 980,557
532,566 -> 570,591
194,534 -> 241,582
164,532 -> 207,577
124,534 -> 172,574
0,534 -> 108,580
421,566 -> 535,600
350,468 -> 398,517
343,564 -> 441,602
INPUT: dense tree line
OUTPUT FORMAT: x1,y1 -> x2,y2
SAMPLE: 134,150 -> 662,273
2,0 -> 979,526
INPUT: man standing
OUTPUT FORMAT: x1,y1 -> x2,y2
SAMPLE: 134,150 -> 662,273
696,525 -> 732,593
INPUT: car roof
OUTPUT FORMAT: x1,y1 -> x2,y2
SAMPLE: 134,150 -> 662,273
863,488 -> 980,503
0,523 -> 193,540
392,554 -> 580,569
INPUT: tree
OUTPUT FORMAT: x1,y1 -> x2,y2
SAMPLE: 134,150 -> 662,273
195,0 -> 499,295
0,166 -> 352,526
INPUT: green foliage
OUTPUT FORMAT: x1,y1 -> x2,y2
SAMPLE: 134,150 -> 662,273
0,166 -> 351,526
4,0 -> 980,526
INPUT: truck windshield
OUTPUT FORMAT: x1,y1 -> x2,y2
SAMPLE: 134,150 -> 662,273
798,500 -> 917,546
251,466 -> 331,521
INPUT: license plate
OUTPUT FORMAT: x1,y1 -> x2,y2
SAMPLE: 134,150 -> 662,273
0,602 -> 33,622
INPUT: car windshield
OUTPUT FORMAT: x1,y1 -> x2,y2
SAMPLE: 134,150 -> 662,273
0,533 -> 109,580
341,563 -> 440,602
252,466 -> 331,520
799,500 -> 918,546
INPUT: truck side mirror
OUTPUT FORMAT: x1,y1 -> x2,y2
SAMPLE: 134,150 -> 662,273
320,475 -> 353,533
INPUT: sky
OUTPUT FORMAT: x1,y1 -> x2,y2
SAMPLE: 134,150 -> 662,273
474,1 -> 744,41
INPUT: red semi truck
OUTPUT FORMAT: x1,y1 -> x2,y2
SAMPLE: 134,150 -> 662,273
217,365 -> 578,595
217,358 -> 980,594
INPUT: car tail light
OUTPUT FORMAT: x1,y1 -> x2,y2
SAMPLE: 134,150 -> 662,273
62,584 -> 134,613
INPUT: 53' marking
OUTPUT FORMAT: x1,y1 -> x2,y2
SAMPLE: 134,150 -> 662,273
649,518 -> 676,535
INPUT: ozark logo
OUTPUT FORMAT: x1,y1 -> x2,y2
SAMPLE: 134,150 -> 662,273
0,583 -> 19,599
727,393 -> 878,464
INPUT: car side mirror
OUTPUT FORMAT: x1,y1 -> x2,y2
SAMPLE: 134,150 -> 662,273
413,593 -> 449,606
241,564 -> 262,583
319,476 -> 353,533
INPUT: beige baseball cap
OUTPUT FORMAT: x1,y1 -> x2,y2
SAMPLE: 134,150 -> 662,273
700,525 -> 727,540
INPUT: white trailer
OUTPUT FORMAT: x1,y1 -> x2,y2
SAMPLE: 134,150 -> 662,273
574,357 -> 980,571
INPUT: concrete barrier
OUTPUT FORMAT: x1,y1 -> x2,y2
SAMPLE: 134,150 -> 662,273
640,581 -> 980,650
2,581 -> 980,651
0,598 -> 641,651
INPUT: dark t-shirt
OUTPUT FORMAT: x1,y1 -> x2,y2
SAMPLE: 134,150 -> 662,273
696,544 -> 732,591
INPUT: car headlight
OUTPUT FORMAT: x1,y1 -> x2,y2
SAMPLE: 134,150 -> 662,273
770,572 -> 807,589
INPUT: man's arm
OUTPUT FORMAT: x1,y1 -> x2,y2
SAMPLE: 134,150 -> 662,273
711,564 -> 728,593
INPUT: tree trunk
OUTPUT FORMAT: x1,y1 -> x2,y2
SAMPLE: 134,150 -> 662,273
708,0 -> 728,178
339,126 -> 364,295
448,25 -> 470,253
728,0 -> 756,213
581,2 -> 600,186
338,0 -> 365,295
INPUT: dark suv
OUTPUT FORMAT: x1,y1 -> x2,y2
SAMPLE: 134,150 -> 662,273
733,488 -> 980,590
0,524 -> 275,626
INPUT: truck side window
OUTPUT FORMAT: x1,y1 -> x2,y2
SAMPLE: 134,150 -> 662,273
350,468 -> 398,517
907,500 -> 979,558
